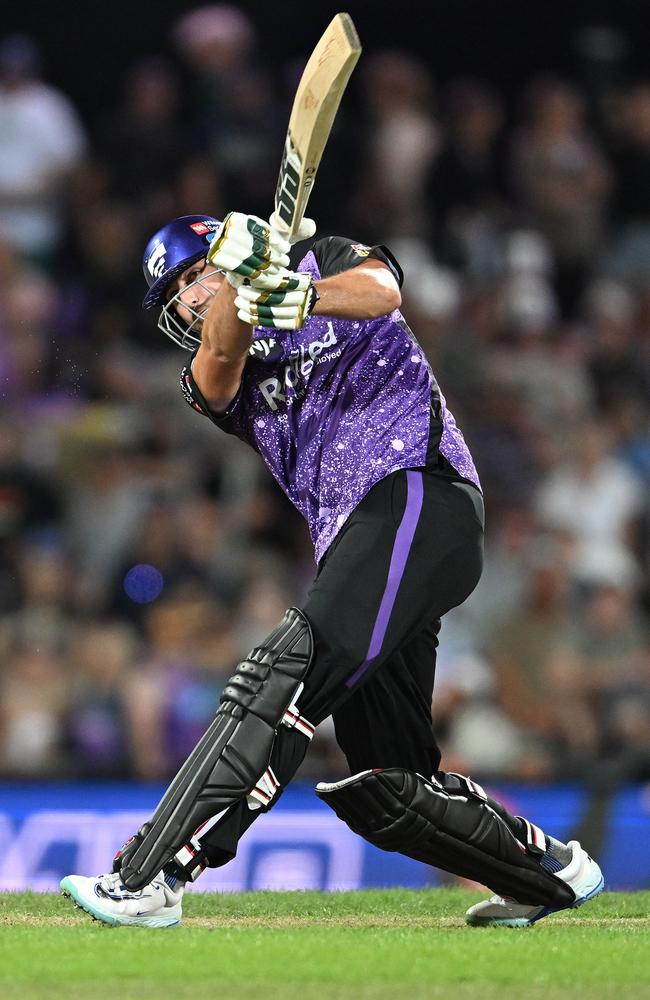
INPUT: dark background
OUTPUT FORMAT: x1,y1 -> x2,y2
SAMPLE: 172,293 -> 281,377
4,0 -> 650,118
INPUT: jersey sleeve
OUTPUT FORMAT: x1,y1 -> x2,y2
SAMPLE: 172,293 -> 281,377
179,352 -> 243,434
310,236 -> 404,286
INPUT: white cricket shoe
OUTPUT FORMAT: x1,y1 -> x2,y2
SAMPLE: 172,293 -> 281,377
465,840 -> 604,928
60,870 -> 183,928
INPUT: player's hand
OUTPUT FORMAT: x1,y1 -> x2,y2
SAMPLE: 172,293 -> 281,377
269,212 -> 316,245
235,273 -> 318,330
207,212 -> 291,281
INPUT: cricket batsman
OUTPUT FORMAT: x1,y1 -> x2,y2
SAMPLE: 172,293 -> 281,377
61,212 -> 604,927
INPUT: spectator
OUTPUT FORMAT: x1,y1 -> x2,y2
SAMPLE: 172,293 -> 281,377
64,445 -> 155,608
426,77 -> 507,270
94,58 -> 190,215
172,5 -> 278,217
0,239 -> 61,402
510,76 -> 611,316
605,82 -> 650,286
125,587 -> 236,778
0,641 -> 68,776
0,34 -> 87,267
66,621 -> 139,776
488,537 -> 574,756
536,417 -> 645,587
583,278 -> 648,412
353,51 -> 440,240
546,581 -> 650,768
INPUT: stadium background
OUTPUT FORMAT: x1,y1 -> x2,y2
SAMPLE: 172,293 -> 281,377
1,0 -> 649,889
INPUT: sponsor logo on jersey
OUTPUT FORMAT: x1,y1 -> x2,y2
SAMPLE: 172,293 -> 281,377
179,368 -> 206,414
147,242 -> 167,278
350,243 -> 371,257
249,337 -> 281,361
257,323 -> 339,412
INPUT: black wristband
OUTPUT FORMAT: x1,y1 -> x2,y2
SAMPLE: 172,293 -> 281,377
307,285 -> 320,314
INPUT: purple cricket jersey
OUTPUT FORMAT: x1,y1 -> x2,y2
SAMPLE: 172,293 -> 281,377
181,238 -> 480,563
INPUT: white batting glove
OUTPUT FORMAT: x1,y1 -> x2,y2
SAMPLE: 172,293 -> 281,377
241,264 -> 314,292
235,274 -> 318,330
207,212 -> 292,282
269,212 -> 317,245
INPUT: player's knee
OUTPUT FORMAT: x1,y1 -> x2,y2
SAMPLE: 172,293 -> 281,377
317,768 -> 447,852
220,607 -> 314,725
307,614 -> 370,679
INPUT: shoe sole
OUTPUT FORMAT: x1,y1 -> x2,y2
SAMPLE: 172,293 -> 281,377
466,874 -> 605,928
60,877 -> 180,929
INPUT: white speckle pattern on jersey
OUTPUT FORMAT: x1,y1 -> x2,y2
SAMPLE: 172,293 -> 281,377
200,246 -> 480,563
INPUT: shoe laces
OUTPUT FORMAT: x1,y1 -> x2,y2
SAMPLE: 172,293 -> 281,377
100,872 -> 125,891
97,871 -> 147,897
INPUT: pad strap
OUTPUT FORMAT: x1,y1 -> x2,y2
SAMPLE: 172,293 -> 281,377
170,840 -> 207,882
247,766 -> 281,809
519,816 -> 547,854
281,683 -> 315,740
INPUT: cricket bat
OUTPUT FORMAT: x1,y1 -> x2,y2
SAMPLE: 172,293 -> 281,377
272,13 -> 361,241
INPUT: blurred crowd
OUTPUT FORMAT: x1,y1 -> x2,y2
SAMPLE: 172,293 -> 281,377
0,7 -> 649,787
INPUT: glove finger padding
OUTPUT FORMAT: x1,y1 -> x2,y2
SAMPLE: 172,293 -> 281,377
238,302 -> 306,319
236,304 -> 309,330
216,229 -> 290,265
239,315 -> 306,330
207,211 -> 291,279
242,268 -> 313,293
236,286 -> 311,307
235,272 -> 315,329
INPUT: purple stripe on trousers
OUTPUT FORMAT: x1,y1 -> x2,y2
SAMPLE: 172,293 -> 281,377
345,470 -> 424,688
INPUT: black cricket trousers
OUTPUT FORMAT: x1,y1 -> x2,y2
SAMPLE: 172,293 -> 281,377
201,467 -> 485,866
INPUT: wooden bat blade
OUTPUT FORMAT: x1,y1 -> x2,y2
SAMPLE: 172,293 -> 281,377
274,13 -> 361,239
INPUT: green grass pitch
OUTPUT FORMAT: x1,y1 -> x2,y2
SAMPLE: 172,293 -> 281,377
1,888 -> 649,1000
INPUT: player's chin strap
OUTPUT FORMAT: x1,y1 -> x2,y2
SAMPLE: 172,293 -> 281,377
115,608 -> 315,889
316,769 -> 575,908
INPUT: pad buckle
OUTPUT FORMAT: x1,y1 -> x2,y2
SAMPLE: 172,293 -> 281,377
519,816 -> 547,855
173,840 -> 207,881
247,766 -> 281,810
281,683 -> 315,740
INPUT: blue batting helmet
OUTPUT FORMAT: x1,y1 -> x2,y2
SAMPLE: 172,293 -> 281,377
142,215 -> 222,309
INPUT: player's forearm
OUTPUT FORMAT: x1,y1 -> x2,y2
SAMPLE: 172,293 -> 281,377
192,282 -> 251,411
200,281 -> 252,363
311,262 -> 401,320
